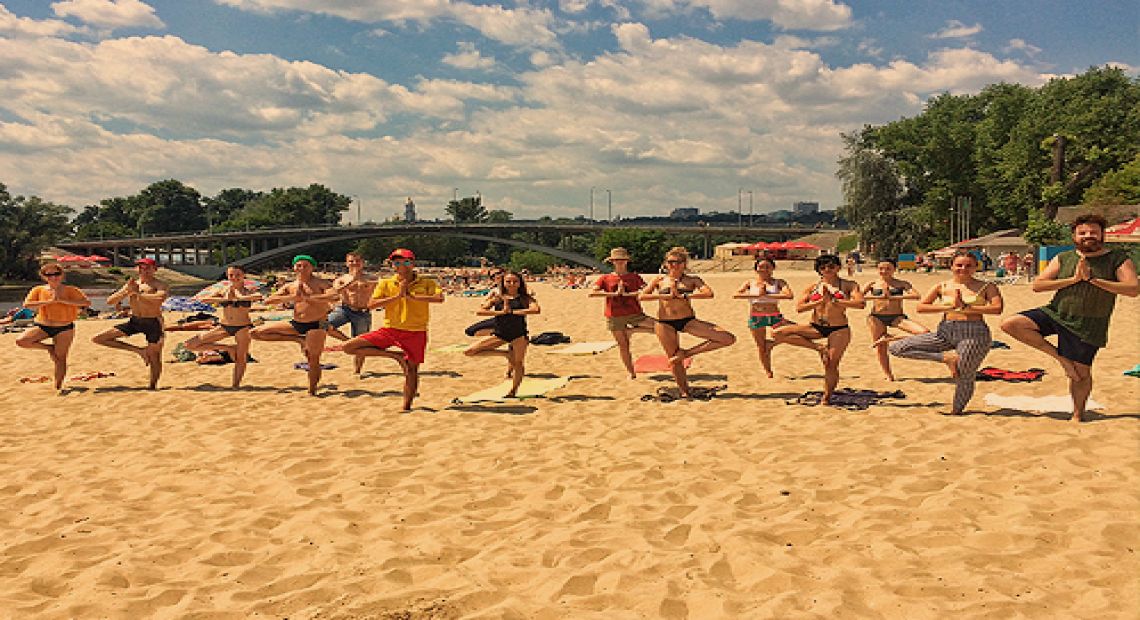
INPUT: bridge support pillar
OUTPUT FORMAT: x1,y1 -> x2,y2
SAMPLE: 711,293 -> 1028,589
111,246 -> 119,267
221,241 -> 228,265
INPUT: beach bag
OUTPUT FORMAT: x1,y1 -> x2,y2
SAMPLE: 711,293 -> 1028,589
530,331 -> 571,345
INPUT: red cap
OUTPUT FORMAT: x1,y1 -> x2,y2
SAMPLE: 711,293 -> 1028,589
135,258 -> 157,268
388,248 -> 415,260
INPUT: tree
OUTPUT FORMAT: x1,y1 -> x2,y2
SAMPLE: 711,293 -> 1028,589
445,195 -> 488,222
1083,153 -> 1140,205
136,179 -> 206,234
355,235 -> 471,266
223,184 -> 350,230
835,133 -> 920,256
205,188 -> 263,230
591,229 -> 675,273
486,209 -> 513,222
73,196 -> 136,240
509,250 -> 559,273
0,183 -> 73,279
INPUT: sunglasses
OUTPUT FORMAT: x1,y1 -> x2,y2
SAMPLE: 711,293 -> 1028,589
665,259 -> 686,264
42,272 -> 63,277
390,259 -> 413,266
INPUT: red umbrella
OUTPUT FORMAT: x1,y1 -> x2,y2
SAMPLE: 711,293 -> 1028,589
767,241 -> 790,250
747,241 -> 772,251
85,254 -> 111,262
786,241 -> 820,250
1107,217 -> 1140,235
56,255 -> 89,263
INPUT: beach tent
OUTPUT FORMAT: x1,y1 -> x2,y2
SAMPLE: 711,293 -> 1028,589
1106,217 -> 1140,243
713,243 -> 753,259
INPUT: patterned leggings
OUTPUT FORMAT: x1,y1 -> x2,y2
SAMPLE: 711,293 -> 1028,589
889,320 -> 991,414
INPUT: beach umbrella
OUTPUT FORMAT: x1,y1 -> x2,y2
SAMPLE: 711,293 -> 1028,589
162,296 -> 216,313
56,254 -> 89,263
786,241 -> 820,250
747,241 -> 771,251
85,254 -> 111,262
1107,216 -> 1140,235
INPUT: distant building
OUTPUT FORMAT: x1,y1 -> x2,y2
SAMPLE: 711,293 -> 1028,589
404,197 -> 417,222
670,207 -> 700,220
793,201 -> 819,216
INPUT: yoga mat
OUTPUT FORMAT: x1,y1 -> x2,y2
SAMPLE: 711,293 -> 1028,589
984,393 -> 1105,413
545,341 -> 616,355
633,354 -> 692,373
453,377 -> 569,404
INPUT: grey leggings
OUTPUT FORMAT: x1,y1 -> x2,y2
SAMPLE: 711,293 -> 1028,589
889,320 -> 991,414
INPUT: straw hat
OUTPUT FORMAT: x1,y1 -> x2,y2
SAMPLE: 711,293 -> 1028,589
603,247 -> 632,262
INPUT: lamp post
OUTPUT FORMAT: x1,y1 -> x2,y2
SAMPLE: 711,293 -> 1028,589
747,190 -> 753,227
605,189 -> 612,222
589,186 -> 595,222
737,188 -> 743,227
453,187 -> 459,202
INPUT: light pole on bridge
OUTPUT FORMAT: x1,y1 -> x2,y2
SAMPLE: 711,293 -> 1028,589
605,189 -> 612,223
589,186 -> 595,222
747,190 -> 753,227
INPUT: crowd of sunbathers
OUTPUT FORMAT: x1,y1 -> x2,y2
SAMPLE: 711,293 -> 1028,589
12,215 -> 1137,421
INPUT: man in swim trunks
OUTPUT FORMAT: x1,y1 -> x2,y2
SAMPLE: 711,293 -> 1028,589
252,254 -> 338,395
92,258 -> 170,389
327,252 -> 378,375
343,248 -> 443,411
1001,214 -> 1138,422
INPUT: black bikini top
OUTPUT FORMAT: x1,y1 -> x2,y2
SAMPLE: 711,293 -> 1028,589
220,300 -> 252,308
871,286 -> 905,296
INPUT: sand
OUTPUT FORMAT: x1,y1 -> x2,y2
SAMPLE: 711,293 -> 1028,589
2,270 -> 1138,618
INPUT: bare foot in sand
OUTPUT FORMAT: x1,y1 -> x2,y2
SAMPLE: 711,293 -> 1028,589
942,350 -> 960,378
1070,411 -> 1083,423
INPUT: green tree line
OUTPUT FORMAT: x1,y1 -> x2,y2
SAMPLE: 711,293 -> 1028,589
837,66 -> 1140,257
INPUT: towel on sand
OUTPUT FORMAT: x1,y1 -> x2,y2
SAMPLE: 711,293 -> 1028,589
633,354 -> 692,373
976,367 -> 1046,382
788,388 -> 906,411
453,376 -> 570,404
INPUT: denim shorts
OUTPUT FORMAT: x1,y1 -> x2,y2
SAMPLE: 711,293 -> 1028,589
327,304 -> 372,337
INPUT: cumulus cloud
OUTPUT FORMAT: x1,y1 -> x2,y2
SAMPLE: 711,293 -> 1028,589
442,42 -> 497,70
633,0 -> 852,30
0,5 -> 87,38
928,19 -> 982,40
51,0 -> 165,30
0,15 -> 1054,219
1004,38 -> 1043,58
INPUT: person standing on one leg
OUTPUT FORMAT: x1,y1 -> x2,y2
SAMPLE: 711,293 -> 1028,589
732,257 -> 793,378
639,246 -> 736,398
773,254 -> 865,405
889,250 -> 1003,415
465,271 -> 541,397
184,265 -> 262,388
17,263 -> 90,393
251,255 -> 338,396
327,252 -> 377,375
589,247 -> 655,379
863,257 -> 929,381
343,249 -> 443,411
92,258 -> 170,389
1000,214 -> 1138,422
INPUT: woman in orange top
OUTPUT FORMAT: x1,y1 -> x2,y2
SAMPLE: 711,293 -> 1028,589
17,263 -> 91,391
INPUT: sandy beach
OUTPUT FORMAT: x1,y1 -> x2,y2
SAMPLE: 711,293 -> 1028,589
2,269 -> 1138,618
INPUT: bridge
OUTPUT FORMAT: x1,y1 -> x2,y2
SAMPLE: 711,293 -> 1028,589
57,222 -> 828,278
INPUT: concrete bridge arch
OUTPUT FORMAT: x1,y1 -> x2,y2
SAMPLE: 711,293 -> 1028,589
222,230 -> 602,278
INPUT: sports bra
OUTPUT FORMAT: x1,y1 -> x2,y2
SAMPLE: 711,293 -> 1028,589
219,300 -> 252,308
941,283 -> 989,307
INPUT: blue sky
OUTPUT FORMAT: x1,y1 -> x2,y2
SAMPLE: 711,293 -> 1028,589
0,1 -> 1136,223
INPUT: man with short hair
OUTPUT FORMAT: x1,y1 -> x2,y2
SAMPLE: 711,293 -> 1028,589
343,248 -> 443,411
1000,214 -> 1138,421
327,252 -> 378,374
93,258 -> 170,389
252,255 -> 339,395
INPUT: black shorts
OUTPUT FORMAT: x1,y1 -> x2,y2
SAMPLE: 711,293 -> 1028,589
811,322 -> 850,338
115,316 -> 164,343
290,319 -> 327,335
1020,308 -> 1099,366
222,324 -> 253,337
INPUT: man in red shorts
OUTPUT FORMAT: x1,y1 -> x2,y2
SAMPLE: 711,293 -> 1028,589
342,248 -> 443,410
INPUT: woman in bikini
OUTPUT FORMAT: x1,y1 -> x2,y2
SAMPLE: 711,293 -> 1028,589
184,265 -> 263,388
732,256 -> 793,378
16,263 -> 91,392
862,257 -> 929,381
774,254 -> 865,404
639,246 -> 736,398
889,250 -> 1003,415
464,271 -> 540,398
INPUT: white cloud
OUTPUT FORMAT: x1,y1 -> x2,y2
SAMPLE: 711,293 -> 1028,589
442,42 -> 497,70
928,19 -> 982,40
0,19 -> 1055,220
634,0 -> 852,30
559,0 -> 590,13
51,0 -> 165,30
1004,38 -> 1043,58
0,5 -> 87,38
212,0 -> 559,49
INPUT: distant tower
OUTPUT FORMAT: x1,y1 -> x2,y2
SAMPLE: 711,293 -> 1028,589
404,197 -> 416,222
